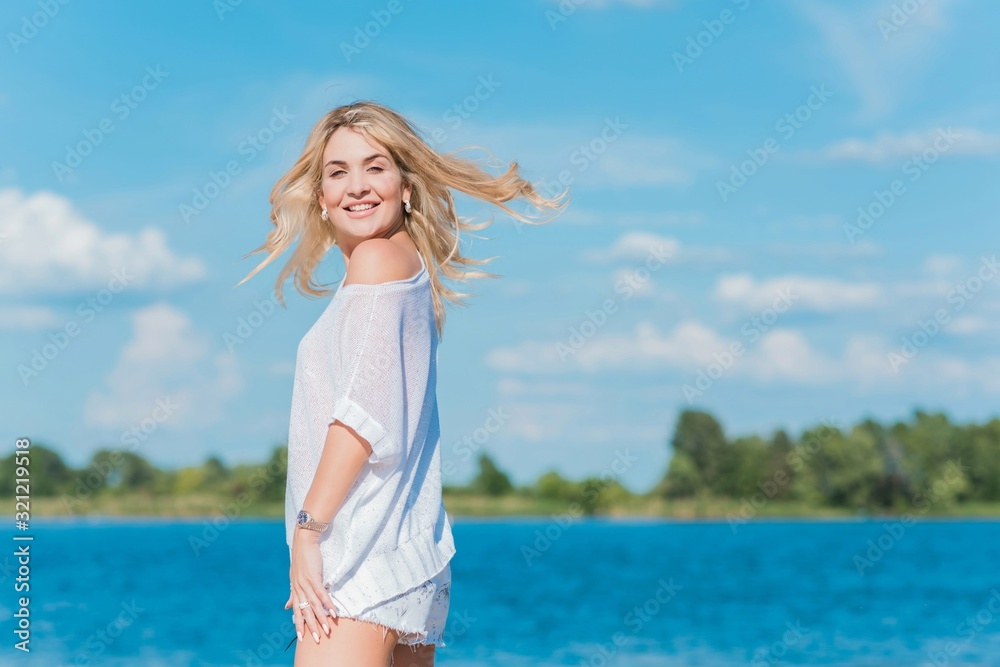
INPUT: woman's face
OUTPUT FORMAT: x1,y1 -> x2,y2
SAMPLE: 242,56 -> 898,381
317,126 -> 411,243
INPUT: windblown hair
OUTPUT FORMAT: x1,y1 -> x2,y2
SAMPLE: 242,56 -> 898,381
237,99 -> 569,339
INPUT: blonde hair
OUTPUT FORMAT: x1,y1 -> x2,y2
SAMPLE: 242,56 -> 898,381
236,100 -> 569,339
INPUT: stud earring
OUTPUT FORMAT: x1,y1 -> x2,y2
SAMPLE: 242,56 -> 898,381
403,200 -> 412,214
321,208 -> 328,221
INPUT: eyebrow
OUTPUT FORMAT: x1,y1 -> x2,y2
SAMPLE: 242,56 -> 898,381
324,153 -> 388,168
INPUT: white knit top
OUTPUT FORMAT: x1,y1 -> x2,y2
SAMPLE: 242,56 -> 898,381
284,252 -> 456,614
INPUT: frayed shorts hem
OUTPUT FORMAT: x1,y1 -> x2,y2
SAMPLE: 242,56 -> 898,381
326,561 -> 451,649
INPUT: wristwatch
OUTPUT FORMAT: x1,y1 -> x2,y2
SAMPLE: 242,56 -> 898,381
296,509 -> 331,533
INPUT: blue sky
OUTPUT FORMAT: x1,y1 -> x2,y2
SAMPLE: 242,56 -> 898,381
1,0 -> 998,493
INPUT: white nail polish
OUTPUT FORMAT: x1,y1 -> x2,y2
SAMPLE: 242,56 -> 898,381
312,631 -> 320,643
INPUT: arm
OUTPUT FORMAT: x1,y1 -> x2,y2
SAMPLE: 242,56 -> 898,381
294,421 -> 371,544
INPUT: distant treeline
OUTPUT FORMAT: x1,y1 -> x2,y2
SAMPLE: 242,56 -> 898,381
3,409 -> 997,515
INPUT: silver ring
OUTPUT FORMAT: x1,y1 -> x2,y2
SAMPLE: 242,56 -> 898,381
298,601 -> 311,609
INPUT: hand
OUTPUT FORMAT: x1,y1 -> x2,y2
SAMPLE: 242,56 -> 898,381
284,529 -> 336,644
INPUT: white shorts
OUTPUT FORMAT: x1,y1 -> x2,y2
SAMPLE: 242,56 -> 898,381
325,561 -> 452,649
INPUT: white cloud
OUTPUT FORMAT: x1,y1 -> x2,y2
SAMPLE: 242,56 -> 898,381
559,209 -> 705,227
712,273 -> 883,312
546,0 -> 680,8
0,306 -> 62,331
486,319 -> 1000,393
767,240 -> 883,260
84,303 -> 243,430
922,253 -> 964,277
582,231 -> 679,263
794,0 -> 960,122
947,315 -> 991,335
597,135 -> 717,187
581,231 -> 731,266
0,188 -> 207,296
816,127 -> 1000,163
485,320 -> 732,374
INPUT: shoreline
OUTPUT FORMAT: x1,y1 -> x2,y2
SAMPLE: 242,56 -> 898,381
7,513 -> 1000,524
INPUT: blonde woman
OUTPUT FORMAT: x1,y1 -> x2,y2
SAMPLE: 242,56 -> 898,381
239,100 -> 567,666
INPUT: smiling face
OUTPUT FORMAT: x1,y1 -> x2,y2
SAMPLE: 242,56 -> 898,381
317,126 -> 412,245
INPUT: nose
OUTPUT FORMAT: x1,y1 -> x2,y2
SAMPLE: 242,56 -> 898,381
345,169 -> 371,200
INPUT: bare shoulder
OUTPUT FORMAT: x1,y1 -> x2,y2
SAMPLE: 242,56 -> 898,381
343,238 -> 422,286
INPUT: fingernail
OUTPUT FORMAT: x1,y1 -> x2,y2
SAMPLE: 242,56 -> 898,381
312,630 -> 320,643
323,622 -> 330,635
297,631 -> 302,641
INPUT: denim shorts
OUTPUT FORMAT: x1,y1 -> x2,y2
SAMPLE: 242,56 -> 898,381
324,561 -> 452,649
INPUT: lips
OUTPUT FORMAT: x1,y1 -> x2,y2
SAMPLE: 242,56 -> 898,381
342,201 -> 381,219
343,201 -> 380,212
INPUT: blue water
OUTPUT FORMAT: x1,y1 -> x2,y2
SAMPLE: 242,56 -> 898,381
2,517 -> 999,665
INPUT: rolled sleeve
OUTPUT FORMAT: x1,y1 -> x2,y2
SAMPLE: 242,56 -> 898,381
329,288 -> 407,465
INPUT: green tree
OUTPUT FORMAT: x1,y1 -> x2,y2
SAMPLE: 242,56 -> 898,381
536,470 -> 575,501
656,409 -> 728,496
805,427 -> 883,509
716,435 -> 771,498
656,452 -> 701,498
0,444 -> 73,496
202,455 -> 229,490
470,453 -> 512,496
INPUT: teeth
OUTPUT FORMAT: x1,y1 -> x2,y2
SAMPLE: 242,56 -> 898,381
347,203 -> 377,212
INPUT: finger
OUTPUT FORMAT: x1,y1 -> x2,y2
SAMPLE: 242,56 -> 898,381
290,593 -> 305,642
294,584 -> 322,644
304,582 -> 333,636
325,590 -> 339,619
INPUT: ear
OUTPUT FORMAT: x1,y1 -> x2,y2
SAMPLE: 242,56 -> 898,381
403,182 -> 412,204
318,191 -> 327,212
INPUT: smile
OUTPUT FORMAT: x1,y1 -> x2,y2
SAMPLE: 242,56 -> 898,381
343,201 -> 381,218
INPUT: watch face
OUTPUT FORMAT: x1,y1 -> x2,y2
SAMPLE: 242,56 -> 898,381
297,510 -> 309,526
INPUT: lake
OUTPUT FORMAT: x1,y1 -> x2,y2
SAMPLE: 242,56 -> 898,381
3,516 -> 998,665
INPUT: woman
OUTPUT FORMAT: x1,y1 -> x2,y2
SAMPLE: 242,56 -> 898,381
239,100 -> 567,666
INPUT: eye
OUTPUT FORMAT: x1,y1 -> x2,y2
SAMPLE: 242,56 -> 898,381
327,166 -> 385,177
